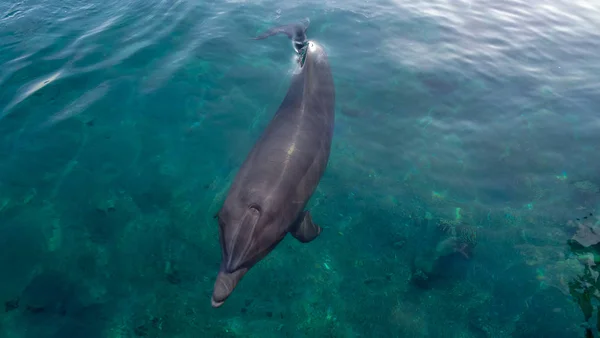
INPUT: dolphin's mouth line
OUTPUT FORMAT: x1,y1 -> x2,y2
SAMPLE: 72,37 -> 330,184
211,297 -> 224,308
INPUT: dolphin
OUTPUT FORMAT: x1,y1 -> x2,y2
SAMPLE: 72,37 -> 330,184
211,19 -> 335,308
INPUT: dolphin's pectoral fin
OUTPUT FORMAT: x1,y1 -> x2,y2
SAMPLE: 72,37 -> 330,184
290,210 -> 322,243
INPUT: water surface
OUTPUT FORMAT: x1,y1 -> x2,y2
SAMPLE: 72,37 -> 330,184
1,0 -> 600,337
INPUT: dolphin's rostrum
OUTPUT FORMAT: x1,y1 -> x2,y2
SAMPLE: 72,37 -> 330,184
211,19 -> 335,308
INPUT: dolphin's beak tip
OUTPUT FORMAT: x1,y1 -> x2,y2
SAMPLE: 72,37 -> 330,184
211,297 -> 224,308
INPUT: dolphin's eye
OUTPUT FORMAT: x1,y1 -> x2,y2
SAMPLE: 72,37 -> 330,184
248,203 -> 262,214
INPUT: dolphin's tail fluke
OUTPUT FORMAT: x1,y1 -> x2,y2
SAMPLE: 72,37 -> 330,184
252,18 -> 310,52
252,17 -> 310,40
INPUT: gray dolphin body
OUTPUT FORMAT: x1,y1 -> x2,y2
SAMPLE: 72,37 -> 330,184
211,20 -> 335,308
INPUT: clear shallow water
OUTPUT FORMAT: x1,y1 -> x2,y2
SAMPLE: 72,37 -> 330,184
1,0 -> 600,337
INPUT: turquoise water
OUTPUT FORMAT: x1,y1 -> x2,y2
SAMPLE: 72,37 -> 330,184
1,0 -> 600,337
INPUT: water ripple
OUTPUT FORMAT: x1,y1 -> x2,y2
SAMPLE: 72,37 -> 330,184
141,9 -> 227,93
0,0 -> 210,118
385,0 -> 600,81
120,0 -> 182,43
0,0 -> 599,336
41,80 -> 111,128
44,14 -> 122,60
1,68 -> 66,119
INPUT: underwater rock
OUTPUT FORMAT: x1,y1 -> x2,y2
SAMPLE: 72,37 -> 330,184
51,303 -> 111,338
436,219 -> 478,258
512,287 -> 580,337
0,216 -> 46,303
363,274 -> 393,287
392,240 -> 406,249
410,249 -> 438,289
410,220 -> 479,289
85,207 -> 122,244
5,298 -> 19,312
166,270 -> 182,285
20,270 -> 81,316
133,316 -> 162,337
573,180 -> 600,194
467,303 -> 504,338
571,221 -> 600,248
410,269 -> 430,289
490,262 -> 539,324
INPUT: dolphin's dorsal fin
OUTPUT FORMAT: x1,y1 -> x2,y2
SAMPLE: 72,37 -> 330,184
290,210 -> 322,243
